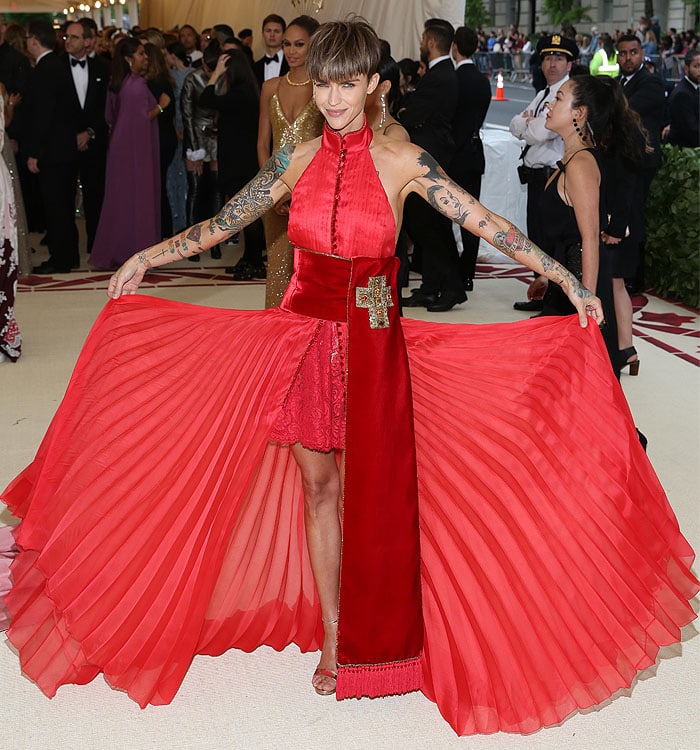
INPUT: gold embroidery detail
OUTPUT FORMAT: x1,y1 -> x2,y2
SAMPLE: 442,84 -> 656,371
355,275 -> 393,329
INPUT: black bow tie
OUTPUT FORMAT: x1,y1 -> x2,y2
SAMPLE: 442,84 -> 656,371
264,54 -> 279,65
71,58 -> 86,68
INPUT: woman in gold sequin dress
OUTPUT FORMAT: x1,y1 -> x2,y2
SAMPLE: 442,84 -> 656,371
257,15 -> 325,307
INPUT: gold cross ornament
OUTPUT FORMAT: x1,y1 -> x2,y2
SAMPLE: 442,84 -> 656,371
355,275 -> 393,329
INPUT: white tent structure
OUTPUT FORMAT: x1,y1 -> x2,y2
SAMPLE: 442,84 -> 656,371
140,1 -> 465,60
2,1 -> 466,61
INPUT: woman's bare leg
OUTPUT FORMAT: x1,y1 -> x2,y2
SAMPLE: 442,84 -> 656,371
613,277 -> 636,360
291,443 -> 343,694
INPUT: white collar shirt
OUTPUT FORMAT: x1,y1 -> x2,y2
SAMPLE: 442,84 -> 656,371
508,75 -> 568,168
428,54 -> 451,70
263,50 -> 283,81
70,56 -> 89,108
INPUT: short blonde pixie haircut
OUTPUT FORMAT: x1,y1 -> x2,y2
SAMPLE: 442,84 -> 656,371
306,16 -> 382,82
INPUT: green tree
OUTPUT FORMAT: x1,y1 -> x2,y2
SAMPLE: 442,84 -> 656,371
464,0 -> 491,30
681,0 -> 700,30
541,0 -> 592,27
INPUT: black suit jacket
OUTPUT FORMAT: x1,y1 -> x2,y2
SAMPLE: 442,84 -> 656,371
667,77 -> 699,148
253,54 -> 289,88
0,41 -> 31,141
25,51 -> 80,166
449,62 -> 491,179
64,54 -> 110,151
398,57 -> 458,169
619,66 -> 666,168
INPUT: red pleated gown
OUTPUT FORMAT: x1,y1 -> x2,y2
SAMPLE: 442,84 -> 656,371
2,121 -> 697,736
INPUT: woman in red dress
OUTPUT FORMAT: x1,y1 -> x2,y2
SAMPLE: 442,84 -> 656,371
2,18 -> 696,737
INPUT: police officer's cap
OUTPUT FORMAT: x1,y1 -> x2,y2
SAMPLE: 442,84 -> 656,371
537,34 -> 578,60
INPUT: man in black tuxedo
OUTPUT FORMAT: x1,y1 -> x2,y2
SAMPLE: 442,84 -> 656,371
64,21 -> 109,255
25,19 -> 81,274
448,26 -> 491,293
666,49 -> 700,147
253,14 -> 288,88
399,18 -> 464,312
616,34 -> 666,291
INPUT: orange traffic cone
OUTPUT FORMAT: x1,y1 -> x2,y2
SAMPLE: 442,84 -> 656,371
491,70 -> 509,101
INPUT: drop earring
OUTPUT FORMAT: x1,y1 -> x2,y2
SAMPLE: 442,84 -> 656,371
379,93 -> 387,128
572,116 -> 588,142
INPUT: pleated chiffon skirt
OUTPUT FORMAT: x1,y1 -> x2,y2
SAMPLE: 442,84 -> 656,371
2,295 -> 697,735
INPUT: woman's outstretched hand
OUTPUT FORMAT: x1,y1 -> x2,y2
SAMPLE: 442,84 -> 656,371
108,255 -> 146,299
567,283 -> 604,328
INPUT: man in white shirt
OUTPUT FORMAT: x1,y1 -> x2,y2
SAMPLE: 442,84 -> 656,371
253,14 -> 289,88
509,33 -> 577,311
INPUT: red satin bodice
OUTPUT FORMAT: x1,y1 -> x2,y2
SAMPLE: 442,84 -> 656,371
287,121 -> 396,259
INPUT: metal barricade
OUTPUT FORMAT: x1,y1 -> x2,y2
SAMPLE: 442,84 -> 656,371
488,51 -> 513,79
474,51 -> 491,77
510,51 -> 531,83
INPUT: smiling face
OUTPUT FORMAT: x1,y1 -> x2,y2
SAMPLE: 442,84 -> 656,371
282,24 -> 311,70
313,73 -> 379,134
127,44 -> 148,76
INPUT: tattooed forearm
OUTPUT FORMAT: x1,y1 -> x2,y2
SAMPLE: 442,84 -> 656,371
426,185 -> 470,224
492,224 -> 532,257
213,144 -> 295,236
186,224 -> 202,243
478,212 -> 492,229
137,231 -> 197,268
492,223 -> 595,299
417,150 -> 476,225
135,144 -> 296,269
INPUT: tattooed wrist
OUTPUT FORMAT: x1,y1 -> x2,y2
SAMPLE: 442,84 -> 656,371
136,250 -> 152,268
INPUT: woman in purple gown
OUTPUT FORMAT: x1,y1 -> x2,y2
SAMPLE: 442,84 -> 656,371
90,38 -> 161,270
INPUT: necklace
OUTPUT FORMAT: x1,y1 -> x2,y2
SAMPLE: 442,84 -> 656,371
285,71 -> 310,87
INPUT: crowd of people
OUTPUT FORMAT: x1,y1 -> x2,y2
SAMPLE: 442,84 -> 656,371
473,17 -> 699,68
0,11 -> 697,369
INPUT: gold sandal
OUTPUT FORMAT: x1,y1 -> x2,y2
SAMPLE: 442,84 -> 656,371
313,616 -> 338,695
312,667 -> 338,696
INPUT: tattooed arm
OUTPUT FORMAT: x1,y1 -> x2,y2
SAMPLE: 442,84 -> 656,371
408,150 -> 604,327
108,147 -> 296,298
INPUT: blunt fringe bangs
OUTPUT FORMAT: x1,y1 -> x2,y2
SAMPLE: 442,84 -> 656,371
306,17 -> 382,82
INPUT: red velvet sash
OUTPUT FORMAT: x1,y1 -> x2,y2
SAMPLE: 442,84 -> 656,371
280,249 -> 424,698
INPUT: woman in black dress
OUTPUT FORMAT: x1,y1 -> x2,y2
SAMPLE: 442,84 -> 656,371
143,43 -> 178,238
200,49 -> 265,279
528,74 -> 647,376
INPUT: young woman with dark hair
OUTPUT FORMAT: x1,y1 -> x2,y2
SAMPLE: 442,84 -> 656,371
143,42 -> 177,238
201,49 -> 265,277
256,15 -> 324,299
537,73 -> 648,373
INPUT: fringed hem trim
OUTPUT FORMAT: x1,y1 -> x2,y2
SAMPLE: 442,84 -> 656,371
336,656 -> 423,699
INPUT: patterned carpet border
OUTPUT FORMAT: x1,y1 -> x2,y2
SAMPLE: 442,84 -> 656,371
18,263 -> 698,366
